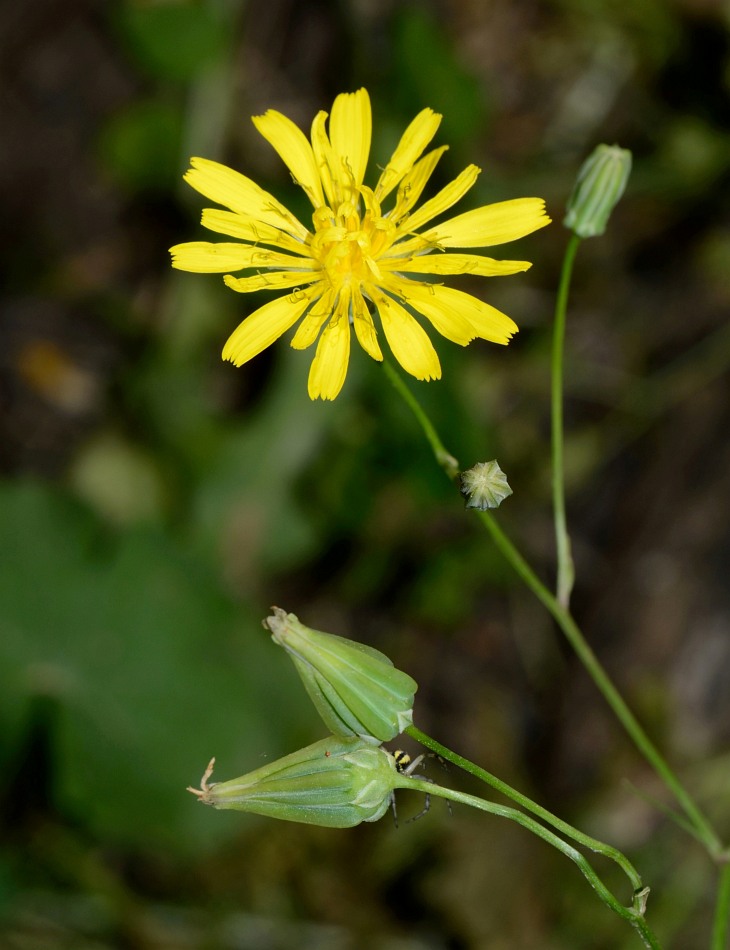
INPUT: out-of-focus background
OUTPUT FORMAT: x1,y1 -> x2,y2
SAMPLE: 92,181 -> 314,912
1,1 -> 729,947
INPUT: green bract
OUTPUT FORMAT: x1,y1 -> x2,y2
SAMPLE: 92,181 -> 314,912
564,144 -> 632,238
264,608 -> 417,744
189,736 -> 399,828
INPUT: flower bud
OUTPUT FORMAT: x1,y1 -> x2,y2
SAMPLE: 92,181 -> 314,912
188,736 -> 398,828
564,144 -> 632,238
264,608 -> 417,744
460,460 -> 512,510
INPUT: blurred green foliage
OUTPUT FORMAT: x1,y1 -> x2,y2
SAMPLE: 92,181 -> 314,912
1,0 -> 730,946
0,481 -> 312,850
115,2 -> 230,82
98,100 -> 184,193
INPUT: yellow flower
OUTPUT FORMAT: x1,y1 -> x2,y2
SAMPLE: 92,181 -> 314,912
170,89 -> 550,400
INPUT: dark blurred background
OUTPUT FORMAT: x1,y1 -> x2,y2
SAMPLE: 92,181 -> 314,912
1,1 -> 729,947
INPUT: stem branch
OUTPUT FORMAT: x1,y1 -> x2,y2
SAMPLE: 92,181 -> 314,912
406,725 -> 643,891
398,776 -> 660,949
385,361 -> 724,860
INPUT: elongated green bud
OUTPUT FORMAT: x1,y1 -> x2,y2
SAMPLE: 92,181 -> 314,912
564,144 -> 632,238
264,608 -> 417,744
188,736 -> 398,827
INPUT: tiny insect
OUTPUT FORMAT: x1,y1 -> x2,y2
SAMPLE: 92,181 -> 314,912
390,749 -> 432,827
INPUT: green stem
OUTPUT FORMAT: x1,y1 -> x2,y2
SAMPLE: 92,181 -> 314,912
477,510 -> 724,860
383,360 -> 459,480
397,777 -> 660,949
385,361 -> 725,861
712,860 -> 730,950
406,724 -> 644,892
552,233 -> 581,607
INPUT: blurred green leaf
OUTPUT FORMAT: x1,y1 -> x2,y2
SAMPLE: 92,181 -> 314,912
0,482 -> 310,851
393,7 -> 488,149
98,99 -> 183,192
116,1 -> 229,82
68,430 -> 168,526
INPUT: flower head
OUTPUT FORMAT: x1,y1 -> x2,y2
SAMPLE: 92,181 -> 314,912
188,736 -> 399,828
171,89 -> 550,400
264,607 -> 417,744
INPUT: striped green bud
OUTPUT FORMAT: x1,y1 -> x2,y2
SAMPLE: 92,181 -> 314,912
188,736 -> 398,827
264,608 -> 417,744
564,144 -> 632,238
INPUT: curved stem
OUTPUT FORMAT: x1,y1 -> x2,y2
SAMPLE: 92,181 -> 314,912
397,777 -> 660,949
382,360 -> 459,480
385,360 -> 725,861
477,510 -> 724,860
551,233 -> 581,607
406,724 -> 644,892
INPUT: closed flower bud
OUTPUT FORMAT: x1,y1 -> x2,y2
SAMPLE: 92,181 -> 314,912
564,144 -> 632,238
264,608 -> 417,744
460,460 -> 513,510
188,736 -> 398,828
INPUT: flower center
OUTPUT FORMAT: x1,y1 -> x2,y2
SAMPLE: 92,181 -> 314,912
309,199 -> 395,291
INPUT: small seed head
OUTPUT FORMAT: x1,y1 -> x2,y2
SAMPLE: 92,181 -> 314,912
460,460 -> 513,510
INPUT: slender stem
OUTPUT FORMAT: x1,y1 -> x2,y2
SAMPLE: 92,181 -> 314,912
477,510 -> 724,860
397,777 -> 660,949
406,724 -> 644,892
383,360 -> 460,480
712,860 -> 730,950
385,361 -> 725,860
551,233 -> 581,607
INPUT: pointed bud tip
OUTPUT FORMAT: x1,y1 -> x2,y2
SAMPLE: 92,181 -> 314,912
263,606 -> 292,641
188,757 -> 216,803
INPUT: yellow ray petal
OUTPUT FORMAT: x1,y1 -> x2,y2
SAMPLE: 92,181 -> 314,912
329,89 -> 372,191
224,271 -> 322,294
385,252 -> 532,277
380,278 -> 474,345
375,108 -> 442,202
310,110 -> 337,207
185,157 -> 309,239
222,290 -> 314,365
351,285 -> 382,361
398,164 -> 480,234
200,209 -> 311,256
307,307 -> 351,400
359,185 -> 383,219
252,110 -> 325,208
424,197 -> 551,248
369,287 -> 441,380
390,146 -> 449,224
409,284 -> 518,343
290,288 -> 337,349
170,242 -> 318,274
